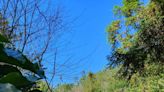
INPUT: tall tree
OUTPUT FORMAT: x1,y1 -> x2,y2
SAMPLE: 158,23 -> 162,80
107,0 -> 164,79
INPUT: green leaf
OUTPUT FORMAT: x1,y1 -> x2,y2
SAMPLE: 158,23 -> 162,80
0,34 -> 9,43
0,72 -> 32,88
0,65 -> 20,78
0,48 -> 45,78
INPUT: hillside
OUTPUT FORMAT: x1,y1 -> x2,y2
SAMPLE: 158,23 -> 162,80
54,65 -> 163,92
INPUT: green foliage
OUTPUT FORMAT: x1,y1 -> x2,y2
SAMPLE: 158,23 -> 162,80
0,35 -> 9,43
107,0 -> 164,78
54,84 -> 73,92
54,68 -> 127,92
114,0 -> 140,17
37,81 -> 53,92
127,71 -> 164,92
0,34 -> 44,91
0,72 -> 32,88
107,20 -> 121,45
54,67 -> 164,92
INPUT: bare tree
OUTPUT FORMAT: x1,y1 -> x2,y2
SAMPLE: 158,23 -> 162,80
0,0 -> 65,91
0,0 -> 64,65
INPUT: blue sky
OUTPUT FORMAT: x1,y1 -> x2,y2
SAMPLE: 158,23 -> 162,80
45,0 -> 149,85
45,0 -> 122,85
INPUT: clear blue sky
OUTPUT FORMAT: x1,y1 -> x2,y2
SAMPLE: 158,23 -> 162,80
45,0 -> 122,85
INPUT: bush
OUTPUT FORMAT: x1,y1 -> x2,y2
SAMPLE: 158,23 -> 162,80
0,34 -> 44,92
54,66 -> 164,92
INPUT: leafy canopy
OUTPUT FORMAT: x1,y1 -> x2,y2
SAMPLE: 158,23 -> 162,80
107,0 -> 164,78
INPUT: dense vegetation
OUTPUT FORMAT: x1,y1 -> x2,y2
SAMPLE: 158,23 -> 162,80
107,0 -> 164,79
54,67 -> 163,92
53,0 -> 164,92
